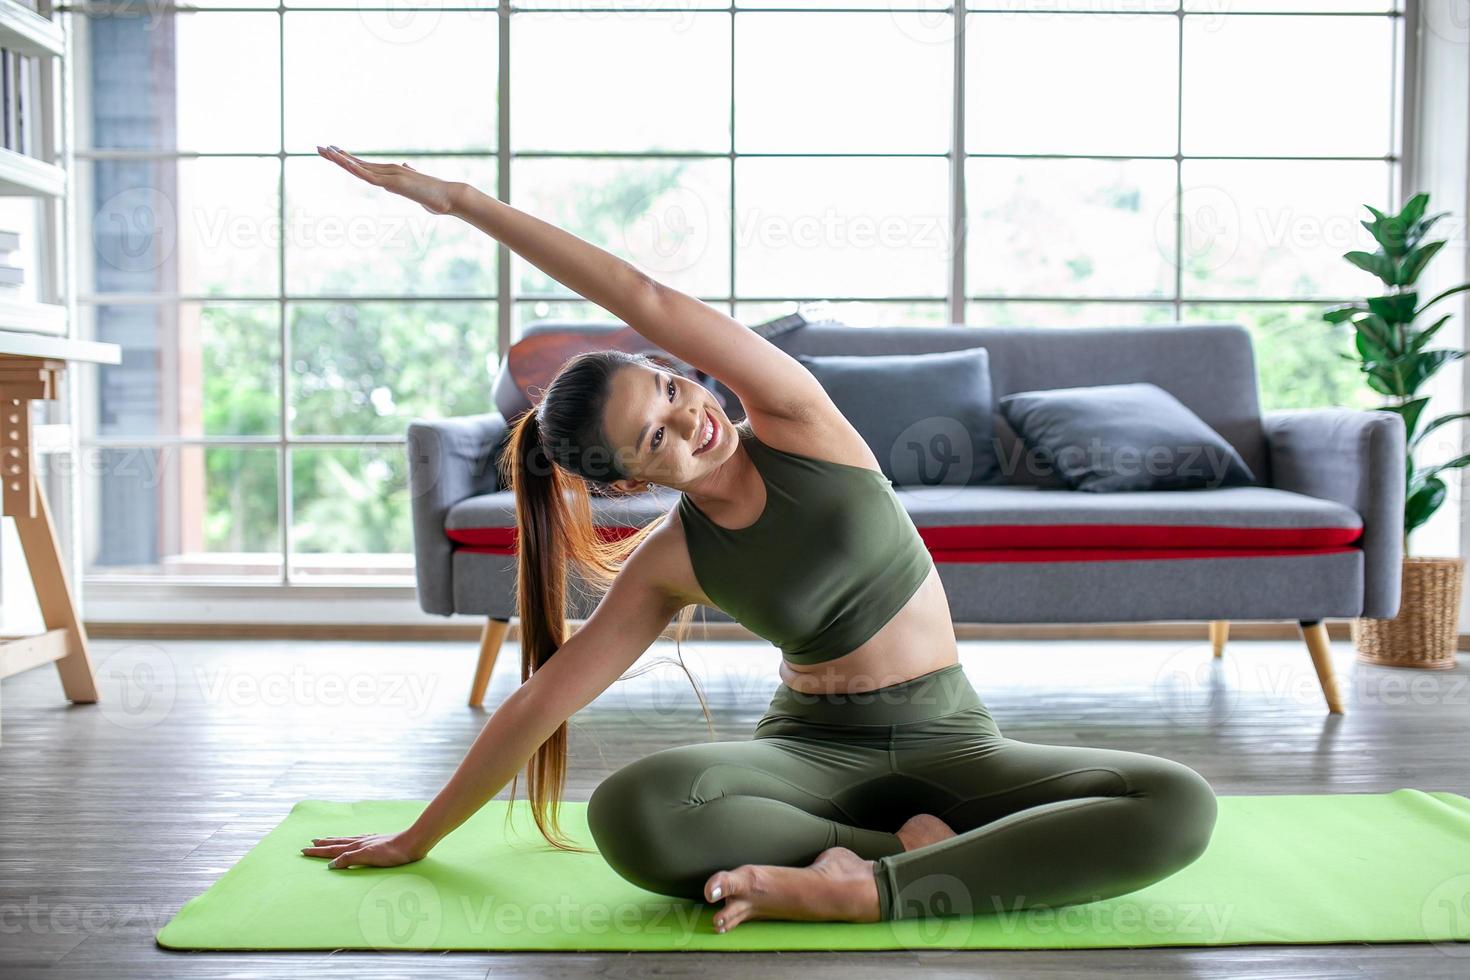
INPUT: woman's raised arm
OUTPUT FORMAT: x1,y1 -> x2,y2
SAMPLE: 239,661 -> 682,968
317,145 -> 833,424
301,534 -> 688,869
318,145 -> 655,333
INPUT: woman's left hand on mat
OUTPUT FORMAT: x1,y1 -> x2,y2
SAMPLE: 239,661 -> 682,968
300,832 -> 426,869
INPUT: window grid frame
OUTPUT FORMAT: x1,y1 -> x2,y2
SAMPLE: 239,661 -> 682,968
66,0 -> 1409,588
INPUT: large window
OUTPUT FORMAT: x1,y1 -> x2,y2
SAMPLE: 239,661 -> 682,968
71,1 -> 1404,587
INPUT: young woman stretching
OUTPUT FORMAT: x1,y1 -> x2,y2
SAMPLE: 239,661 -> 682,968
302,146 -> 1220,933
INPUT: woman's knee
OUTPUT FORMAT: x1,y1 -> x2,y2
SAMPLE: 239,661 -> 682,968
586,752 -> 707,898
1131,756 -> 1219,866
587,756 -> 676,857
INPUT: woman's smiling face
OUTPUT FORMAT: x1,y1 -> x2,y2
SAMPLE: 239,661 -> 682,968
601,362 -> 731,491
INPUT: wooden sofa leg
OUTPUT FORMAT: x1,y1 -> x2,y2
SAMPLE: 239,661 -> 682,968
470,617 -> 511,707
1298,619 -> 1345,715
1208,620 -> 1229,658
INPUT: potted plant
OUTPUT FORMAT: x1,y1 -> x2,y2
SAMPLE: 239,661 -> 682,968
1325,192 -> 1470,668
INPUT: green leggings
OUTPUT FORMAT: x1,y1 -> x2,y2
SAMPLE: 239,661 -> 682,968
586,663 -> 1218,920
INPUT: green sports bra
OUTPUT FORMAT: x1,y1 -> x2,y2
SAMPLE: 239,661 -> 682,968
677,420 -> 935,665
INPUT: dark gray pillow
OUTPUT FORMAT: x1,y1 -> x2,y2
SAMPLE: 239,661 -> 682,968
794,347 -> 1001,487
997,382 -> 1256,492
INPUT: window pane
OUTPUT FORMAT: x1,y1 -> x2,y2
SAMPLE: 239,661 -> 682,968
735,157 -> 949,298
290,445 -> 413,583
82,446 -> 282,581
736,13 -> 951,153
1182,304 -> 1379,411
966,12 -> 1178,155
515,299 -> 625,341
169,0 -> 278,6
1182,15 -> 1393,156
519,0 -> 718,6
283,11 -> 498,152
966,301 -> 1177,327
736,301 -> 951,328
284,156 -> 497,297
80,12 -> 281,152
81,303 -> 280,438
515,11 -> 730,152
289,302 -> 499,436
283,0 -> 495,5
81,158 -> 281,296
283,0 -> 496,6
966,158 -> 1177,298
1184,1 -> 1392,10
1178,160 -> 1388,299
998,1 -> 1179,9
735,0 -> 899,7
512,158 -> 730,298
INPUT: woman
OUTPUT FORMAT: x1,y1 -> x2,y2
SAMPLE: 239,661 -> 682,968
302,146 -> 1219,933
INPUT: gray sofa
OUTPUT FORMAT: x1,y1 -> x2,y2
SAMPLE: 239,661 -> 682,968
408,320 -> 1405,714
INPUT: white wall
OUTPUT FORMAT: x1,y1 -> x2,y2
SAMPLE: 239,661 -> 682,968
1404,4 -> 1470,626
0,517 -> 45,636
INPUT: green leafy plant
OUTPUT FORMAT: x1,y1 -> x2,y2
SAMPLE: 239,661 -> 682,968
1325,192 -> 1470,552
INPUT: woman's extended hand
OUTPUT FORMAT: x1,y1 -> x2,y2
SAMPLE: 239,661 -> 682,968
317,145 -> 459,215
300,830 -> 427,870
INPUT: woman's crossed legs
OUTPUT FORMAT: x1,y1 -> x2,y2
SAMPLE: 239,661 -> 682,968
586,670 -> 1218,931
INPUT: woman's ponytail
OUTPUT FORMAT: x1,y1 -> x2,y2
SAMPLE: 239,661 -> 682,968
496,353 -> 707,852
499,405 -> 579,849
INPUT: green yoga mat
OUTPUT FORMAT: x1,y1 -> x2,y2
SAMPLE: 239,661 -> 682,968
157,789 -> 1470,952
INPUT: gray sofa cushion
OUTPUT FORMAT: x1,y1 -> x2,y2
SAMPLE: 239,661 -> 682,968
897,484 -> 1359,546
794,346 -> 1001,487
447,483 -> 1361,551
445,484 -> 1364,621
998,382 -> 1256,492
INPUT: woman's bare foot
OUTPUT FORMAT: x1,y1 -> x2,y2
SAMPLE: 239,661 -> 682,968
895,813 -> 957,851
703,847 -> 880,933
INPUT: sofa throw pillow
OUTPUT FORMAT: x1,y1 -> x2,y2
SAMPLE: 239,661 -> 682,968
997,382 -> 1256,492
794,347 -> 1001,487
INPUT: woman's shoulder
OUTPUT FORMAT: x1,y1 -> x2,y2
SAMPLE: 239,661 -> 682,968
625,503 -> 709,609
738,409 -> 883,475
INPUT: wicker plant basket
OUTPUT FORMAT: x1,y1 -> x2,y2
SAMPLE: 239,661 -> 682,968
1351,556 -> 1465,669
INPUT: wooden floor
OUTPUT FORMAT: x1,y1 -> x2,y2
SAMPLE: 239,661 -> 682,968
1,632 -> 1467,979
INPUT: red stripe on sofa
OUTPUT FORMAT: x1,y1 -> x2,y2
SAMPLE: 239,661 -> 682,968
924,545 -> 1359,563
446,525 -> 642,548
917,523 -> 1362,550
452,540 -> 1358,562
446,522 -> 1362,551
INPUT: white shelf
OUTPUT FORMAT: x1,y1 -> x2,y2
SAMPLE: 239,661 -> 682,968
0,327 -> 120,365
0,147 -> 63,197
0,296 -> 65,334
33,421 -> 68,453
0,1 -> 63,59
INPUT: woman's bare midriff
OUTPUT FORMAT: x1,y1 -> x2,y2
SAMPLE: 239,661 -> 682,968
776,564 -> 959,695
663,490 -> 958,697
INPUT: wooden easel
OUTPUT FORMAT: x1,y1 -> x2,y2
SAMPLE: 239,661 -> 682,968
0,338 -> 120,745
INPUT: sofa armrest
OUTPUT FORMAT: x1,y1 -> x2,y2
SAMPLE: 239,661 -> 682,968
1263,408 -> 1405,618
407,412 -> 511,616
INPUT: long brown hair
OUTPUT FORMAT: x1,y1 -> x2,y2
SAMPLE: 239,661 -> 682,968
497,350 -> 710,851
